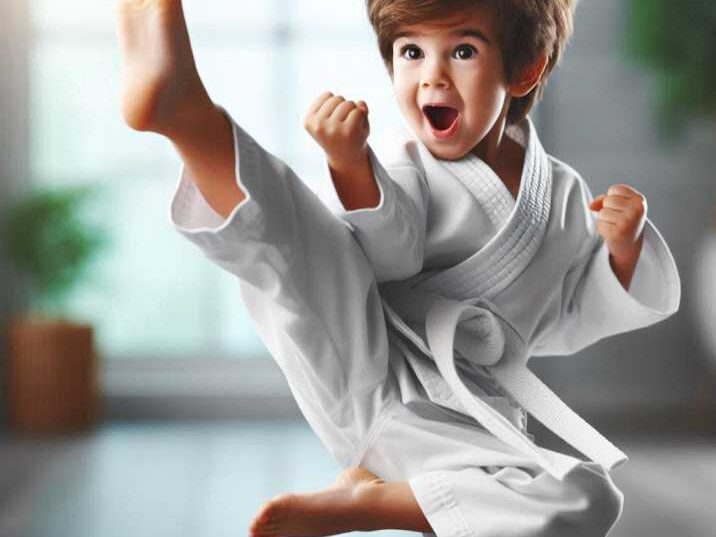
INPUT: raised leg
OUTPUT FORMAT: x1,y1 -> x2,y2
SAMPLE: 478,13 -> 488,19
118,0 -> 398,464
118,2 -> 431,534
117,0 -> 243,218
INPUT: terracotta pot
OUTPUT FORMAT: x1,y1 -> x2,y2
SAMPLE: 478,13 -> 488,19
6,317 -> 99,434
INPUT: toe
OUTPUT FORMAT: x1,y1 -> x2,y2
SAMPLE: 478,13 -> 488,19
268,492 -> 296,514
248,518 -> 262,536
249,502 -> 276,536
255,492 -> 294,525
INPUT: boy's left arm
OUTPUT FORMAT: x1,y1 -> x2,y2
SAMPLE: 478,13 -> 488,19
531,182 -> 681,357
588,184 -> 646,292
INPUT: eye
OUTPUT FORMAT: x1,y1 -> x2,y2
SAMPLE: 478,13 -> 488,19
453,44 -> 477,60
399,44 -> 423,60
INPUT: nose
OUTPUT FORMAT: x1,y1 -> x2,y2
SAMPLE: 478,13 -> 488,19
421,57 -> 450,89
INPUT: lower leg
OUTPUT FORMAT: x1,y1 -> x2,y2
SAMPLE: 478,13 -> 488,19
117,0 -> 244,218
249,467 -> 433,537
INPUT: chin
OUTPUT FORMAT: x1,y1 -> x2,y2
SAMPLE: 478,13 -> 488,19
423,142 -> 471,161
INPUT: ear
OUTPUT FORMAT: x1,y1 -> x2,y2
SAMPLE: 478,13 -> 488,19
508,53 -> 549,98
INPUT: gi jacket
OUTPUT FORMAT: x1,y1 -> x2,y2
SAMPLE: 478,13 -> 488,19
318,117 -> 681,480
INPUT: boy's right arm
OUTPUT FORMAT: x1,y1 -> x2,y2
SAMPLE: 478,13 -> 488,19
305,92 -> 429,282
330,153 -> 429,283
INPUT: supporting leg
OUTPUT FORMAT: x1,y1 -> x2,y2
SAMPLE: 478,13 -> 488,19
250,467 -> 433,537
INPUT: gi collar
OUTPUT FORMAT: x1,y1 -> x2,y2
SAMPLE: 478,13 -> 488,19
410,116 -> 552,301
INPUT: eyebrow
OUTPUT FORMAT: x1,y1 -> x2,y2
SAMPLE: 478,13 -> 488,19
394,29 -> 491,45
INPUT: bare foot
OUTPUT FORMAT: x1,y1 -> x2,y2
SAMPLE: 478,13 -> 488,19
330,466 -> 385,489
116,0 -> 210,134
249,467 -> 386,537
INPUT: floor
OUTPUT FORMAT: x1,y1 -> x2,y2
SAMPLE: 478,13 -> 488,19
0,421 -> 714,537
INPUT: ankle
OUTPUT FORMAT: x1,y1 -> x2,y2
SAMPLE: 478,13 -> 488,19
355,481 -> 402,531
355,481 -> 432,533
155,79 -> 215,139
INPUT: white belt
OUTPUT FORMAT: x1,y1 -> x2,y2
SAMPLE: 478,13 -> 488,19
423,296 -> 628,480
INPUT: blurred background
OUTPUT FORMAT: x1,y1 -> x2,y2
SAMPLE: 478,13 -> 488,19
0,0 -> 714,536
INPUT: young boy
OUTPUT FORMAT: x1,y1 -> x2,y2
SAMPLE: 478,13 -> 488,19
117,1 -> 681,536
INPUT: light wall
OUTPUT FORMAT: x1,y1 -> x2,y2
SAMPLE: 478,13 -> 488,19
1,0 -> 714,426
0,0 -> 30,425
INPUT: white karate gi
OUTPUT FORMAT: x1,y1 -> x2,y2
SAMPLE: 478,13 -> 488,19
170,108 -> 680,537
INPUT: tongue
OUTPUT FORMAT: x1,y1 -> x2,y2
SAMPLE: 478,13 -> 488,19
425,106 -> 458,130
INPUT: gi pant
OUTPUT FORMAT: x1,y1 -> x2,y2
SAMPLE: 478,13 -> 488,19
170,115 -> 624,537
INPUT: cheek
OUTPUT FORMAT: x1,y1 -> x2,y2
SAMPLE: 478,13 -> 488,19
466,75 -> 509,117
393,80 -> 420,115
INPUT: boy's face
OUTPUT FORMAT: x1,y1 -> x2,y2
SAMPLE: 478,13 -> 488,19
390,5 -> 510,160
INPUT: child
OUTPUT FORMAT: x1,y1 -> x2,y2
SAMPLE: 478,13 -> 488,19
116,1 -> 681,536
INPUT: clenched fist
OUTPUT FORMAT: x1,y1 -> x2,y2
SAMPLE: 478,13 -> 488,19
304,91 -> 370,171
589,184 -> 647,262
589,184 -> 647,289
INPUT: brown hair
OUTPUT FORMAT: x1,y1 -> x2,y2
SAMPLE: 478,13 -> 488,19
366,0 -> 576,124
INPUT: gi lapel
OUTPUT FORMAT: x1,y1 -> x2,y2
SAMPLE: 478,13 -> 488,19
411,117 -> 552,301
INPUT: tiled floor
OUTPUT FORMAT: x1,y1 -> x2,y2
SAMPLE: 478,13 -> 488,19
0,421 -> 714,537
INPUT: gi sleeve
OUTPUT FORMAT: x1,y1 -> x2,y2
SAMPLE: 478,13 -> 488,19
170,108 -> 393,386
530,183 -> 681,357
169,111 -> 399,466
318,146 -> 429,283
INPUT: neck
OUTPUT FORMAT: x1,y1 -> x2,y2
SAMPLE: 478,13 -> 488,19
471,104 -> 525,195
470,102 -> 509,169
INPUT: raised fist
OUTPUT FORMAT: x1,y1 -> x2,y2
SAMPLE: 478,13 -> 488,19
304,91 -> 370,170
589,183 -> 647,264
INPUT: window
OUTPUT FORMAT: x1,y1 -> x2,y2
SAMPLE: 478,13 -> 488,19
30,0 -> 403,361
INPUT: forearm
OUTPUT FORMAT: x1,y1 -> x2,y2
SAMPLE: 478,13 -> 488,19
328,150 -> 380,211
609,233 -> 644,291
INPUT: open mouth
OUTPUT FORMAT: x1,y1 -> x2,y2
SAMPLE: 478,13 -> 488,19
423,105 -> 459,132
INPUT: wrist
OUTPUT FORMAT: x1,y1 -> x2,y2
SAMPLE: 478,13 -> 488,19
608,236 -> 643,291
610,233 -> 644,267
610,251 -> 637,269
327,147 -> 369,174
327,147 -> 379,211
159,79 -> 215,140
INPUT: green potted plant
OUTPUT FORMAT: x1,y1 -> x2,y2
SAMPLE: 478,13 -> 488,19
1,184 -> 109,434
626,0 -> 716,134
